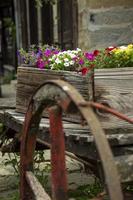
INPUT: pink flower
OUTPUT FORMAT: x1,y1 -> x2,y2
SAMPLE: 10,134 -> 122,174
44,49 -> 51,57
36,59 -> 45,69
85,52 -> 95,61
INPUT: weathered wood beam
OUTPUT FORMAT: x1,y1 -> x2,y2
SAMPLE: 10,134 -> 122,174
14,0 -> 29,49
26,171 -> 51,200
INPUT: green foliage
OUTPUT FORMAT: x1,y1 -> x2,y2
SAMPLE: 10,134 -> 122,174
33,150 -> 51,189
3,150 -> 51,183
94,45 -> 133,69
2,73 -> 15,84
68,179 -> 103,200
3,153 -> 20,175
10,192 -> 19,200
19,44 -> 133,75
0,191 -> 19,200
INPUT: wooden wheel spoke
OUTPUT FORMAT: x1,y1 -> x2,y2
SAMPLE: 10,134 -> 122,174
20,79 -> 124,200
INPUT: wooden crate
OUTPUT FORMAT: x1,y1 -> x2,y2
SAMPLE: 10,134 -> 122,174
16,66 -> 94,114
95,67 -> 133,118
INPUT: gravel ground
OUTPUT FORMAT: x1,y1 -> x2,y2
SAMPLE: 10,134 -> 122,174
0,151 -> 94,199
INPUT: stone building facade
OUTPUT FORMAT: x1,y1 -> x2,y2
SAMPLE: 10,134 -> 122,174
3,0 -> 133,55
78,0 -> 133,50
53,0 -> 133,50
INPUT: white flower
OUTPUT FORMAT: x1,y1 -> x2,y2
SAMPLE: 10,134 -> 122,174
50,64 -> 54,69
55,58 -> 62,64
119,46 -> 127,50
108,46 -> 115,49
64,62 -> 70,67
52,55 -> 56,59
69,53 -> 76,58
66,50 -> 71,54
76,48 -> 81,52
59,52 -> 64,55
69,60 -> 75,65
64,58 -> 69,62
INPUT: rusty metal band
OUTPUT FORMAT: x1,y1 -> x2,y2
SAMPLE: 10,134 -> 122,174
37,79 -> 123,200
20,79 -> 124,200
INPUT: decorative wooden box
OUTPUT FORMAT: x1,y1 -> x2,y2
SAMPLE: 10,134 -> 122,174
16,66 -> 94,114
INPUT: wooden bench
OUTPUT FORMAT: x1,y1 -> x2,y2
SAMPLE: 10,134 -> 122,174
0,68 -> 133,200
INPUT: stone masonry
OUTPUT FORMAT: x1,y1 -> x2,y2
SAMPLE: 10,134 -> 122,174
78,0 -> 133,50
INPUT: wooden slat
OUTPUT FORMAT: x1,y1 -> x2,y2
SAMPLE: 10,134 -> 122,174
4,109 -> 133,131
16,66 -> 93,114
1,110 -> 133,147
26,171 -> 51,200
16,67 -> 133,127
95,68 -> 133,116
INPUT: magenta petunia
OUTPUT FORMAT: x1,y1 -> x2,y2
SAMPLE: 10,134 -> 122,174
44,49 -> 52,57
85,52 -> 95,61
36,59 -> 45,69
53,50 -> 59,55
79,58 -> 84,65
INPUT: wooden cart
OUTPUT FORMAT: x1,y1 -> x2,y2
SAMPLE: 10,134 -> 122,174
0,68 -> 133,200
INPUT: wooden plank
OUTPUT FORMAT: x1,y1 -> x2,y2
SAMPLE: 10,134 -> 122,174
95,68 -> 133,117
1,110 -> 133,147
26,171 -> 51,200
16,66 -> 94,114
16,67 -> 133,126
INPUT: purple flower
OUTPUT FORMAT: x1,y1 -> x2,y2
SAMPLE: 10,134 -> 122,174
17,50 -> 20,56
36,59 -> 45,69
44,49 -> 51,57
85,52 -> 95,61
36,49 -> 43,58
73,56 -> 78,61
53,50 -> 59,55
79,58 -> 84,65
22,57 -> 26,62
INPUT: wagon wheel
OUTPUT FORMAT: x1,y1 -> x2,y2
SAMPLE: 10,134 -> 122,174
20,80 -> 123,200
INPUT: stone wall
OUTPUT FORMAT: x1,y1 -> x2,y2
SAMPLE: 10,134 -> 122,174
78,0 -> 133,50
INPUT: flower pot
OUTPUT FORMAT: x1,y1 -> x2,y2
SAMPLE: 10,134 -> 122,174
16,66 -> 94,118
